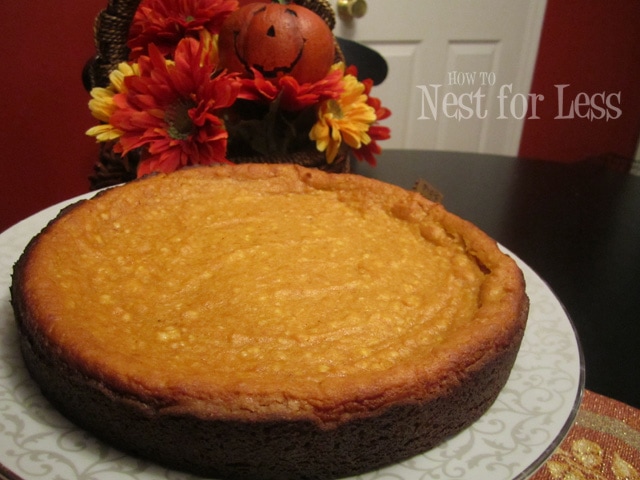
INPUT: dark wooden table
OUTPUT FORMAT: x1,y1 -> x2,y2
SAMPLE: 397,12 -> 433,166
354,149 -> 640,409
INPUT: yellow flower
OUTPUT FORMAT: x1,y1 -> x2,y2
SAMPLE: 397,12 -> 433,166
310,72 -> 377,163
86,62 -> 140,142
199,30 -> 219,66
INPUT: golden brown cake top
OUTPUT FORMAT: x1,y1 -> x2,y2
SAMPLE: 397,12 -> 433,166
16,164 -> 527,425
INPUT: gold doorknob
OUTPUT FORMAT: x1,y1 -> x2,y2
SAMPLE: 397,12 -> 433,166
337,0 -> 368,19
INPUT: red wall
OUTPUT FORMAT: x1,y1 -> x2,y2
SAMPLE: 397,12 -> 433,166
0,0 -> 272,233
0,1 -> 106,232
519,0 -> 640,163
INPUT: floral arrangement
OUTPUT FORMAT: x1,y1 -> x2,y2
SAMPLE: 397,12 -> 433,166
86,0 -> 390,179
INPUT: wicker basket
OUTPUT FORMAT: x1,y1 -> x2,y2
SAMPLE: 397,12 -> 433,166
83,0 -> 349,190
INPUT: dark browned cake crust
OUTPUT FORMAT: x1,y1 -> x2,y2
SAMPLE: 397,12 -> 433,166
11,164 -> 529,479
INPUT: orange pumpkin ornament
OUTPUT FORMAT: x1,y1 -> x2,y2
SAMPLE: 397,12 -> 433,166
218,1 -> 336,84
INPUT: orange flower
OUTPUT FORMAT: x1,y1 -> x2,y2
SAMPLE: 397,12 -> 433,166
237,66 -> 344,112
108,38 -> 241,176
128,0 -> 238,60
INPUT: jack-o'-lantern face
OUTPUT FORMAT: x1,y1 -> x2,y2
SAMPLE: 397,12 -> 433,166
218,2 -> 335,84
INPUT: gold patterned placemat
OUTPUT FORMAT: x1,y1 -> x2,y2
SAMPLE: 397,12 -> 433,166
532,390 -> 640,480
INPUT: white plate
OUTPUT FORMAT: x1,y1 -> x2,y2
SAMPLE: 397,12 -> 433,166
0,192 -> 584,480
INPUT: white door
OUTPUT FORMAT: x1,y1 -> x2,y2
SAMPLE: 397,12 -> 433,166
334,0 -> 547,155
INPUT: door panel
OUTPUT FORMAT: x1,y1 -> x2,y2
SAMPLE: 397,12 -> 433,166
365,42 -> 421,148
335,0 -> 547,155
436,41 -> 500,152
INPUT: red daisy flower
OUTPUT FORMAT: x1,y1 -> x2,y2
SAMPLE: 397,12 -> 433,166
238,66 -> 344,111
346,66 -> 391,166
110,37 -> 241,176
128,0 -> 238,60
